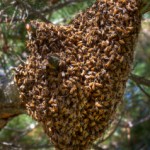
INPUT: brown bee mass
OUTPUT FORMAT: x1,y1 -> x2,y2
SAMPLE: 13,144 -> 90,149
15,0 -> 142,149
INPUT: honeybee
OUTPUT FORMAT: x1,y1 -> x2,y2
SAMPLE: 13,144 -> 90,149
105,61 -> 111,68
120,56 -> 124,63
119,39 -> 125,45
95,102 -> 102,108
19,93 -> 26,100
116,26 -> 124,32
70,85 -> 77,94
91,122 -> 96,127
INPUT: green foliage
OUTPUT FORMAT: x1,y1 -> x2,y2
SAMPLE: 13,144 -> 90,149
0,115 -> 50,149
50,0 -> 95,24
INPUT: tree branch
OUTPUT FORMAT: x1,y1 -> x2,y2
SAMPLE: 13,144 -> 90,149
0,142 -> 54,150
40,0 -> 83,14
141,0 -> 150,14
14,0 -> 50,23
137,84 -> 150,98
129,74 -> 150,87
0,77 -> 25,129
121,114 -> 150,128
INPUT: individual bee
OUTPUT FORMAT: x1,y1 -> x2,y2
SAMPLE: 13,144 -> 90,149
95,102 -> 102,108
90,122 -> 96,127
116,26 -> 124,33
120,56 -> 124,63
105,60 -> 111,68
101,40 -> 109,47
119,39 -> 125,45
19,93 -> 26,100
70,85 -> 77,94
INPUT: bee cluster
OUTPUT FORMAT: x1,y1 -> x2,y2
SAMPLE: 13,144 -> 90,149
15,0 -> 141,149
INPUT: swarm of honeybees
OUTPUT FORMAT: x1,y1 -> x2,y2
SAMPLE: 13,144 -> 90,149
15,0 -> 142,149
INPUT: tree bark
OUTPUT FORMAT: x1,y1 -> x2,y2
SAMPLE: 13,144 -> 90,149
0,77 -> 25,130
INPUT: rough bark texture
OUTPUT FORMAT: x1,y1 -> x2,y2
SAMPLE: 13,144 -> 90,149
0,77 -> 25,129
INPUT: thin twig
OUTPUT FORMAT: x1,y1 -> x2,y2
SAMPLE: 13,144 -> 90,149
141,1 -> 150,14
137,84 -> 150,98
129,74 -> 150,87
100,115 -> 123,143
13,123 -> 38,141
0,142 -> 54,150
120,114 -> 150,128
41,0 -> 83,14
15,0 -> 50,23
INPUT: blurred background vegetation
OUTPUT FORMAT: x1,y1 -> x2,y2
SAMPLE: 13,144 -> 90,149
0,0 -> 150,150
